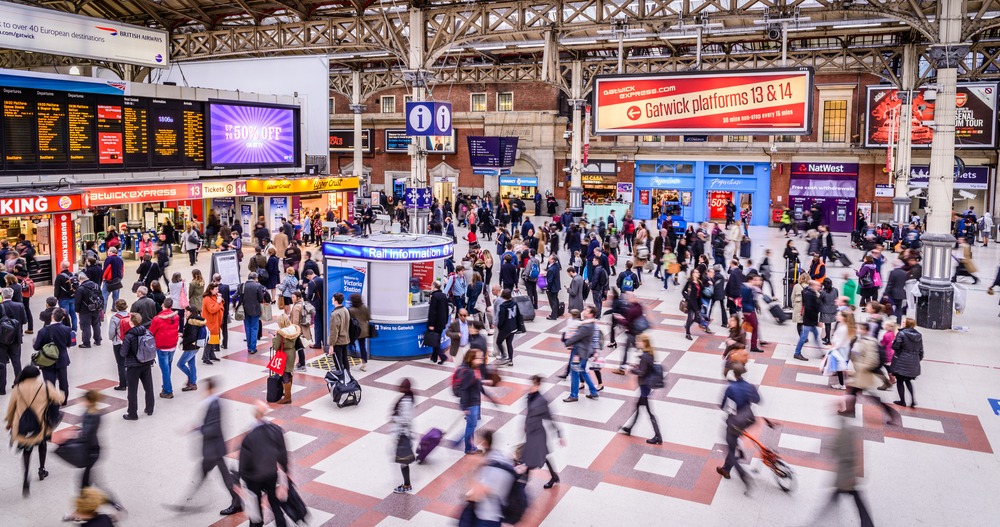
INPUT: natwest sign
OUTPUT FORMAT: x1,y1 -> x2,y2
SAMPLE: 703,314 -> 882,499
0,194 -> 84,217
791,162 -> 859,176
87,183 -> 199,206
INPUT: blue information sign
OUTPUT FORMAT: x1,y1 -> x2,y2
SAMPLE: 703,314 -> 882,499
404,187 -> 431,209
405,101 -> 452,136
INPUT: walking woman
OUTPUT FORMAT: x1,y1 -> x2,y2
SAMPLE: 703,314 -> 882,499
621,334 -> 662,444
824,310 -> 855,390
167,272 -> 187,336
201,282 -> 224,365
524,374 -> 565,489
891,318 -> 924,407
682,269 -> 713,340
5,365 -> 63,496
856,256 -> 879,306
75,390 -> 104,488
819,278 -> 839,344
454,348 -> 495,455
279,267 -> 298,314
179,306 -> 204,390
391,378 -> 415,494
348,293 -> 371,372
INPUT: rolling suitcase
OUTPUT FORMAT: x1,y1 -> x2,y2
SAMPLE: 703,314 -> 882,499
837,252 -> 852,267
266,373 -> 283,403
513,294 -> 536,322
325,353 -> 362,408
768,301 -> 790,325
416,428 -> 443,463
739,239 -> 752,259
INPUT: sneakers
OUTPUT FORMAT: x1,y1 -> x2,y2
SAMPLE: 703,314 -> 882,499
181,384 -> 198,392
295,364 -> 307,372
393,485 -> 412,494
831,384 -> 845,390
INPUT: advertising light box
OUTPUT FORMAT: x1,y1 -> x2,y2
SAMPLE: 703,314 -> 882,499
592,68 -> 814,135
865,83 -> 998,148
207,101 -> 300,167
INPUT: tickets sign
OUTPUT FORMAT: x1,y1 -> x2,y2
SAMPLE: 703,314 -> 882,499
593,68 -> 813,135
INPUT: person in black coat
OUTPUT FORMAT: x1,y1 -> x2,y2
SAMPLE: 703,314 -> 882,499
33,307 -> 72,404
76,390 -> 104,490
180,378 -> 242,515
588,258 -> 609,305
544,255 -> 562,320
120,313 -> 155,420
884,263 -> 909,324
709,267 -> 727,328
499,253 -> 518,291
724,260 -> 744,317
426,282 -> 451,365
304,270 -> 324,349
302,253 -> 320,281
213,275 -> 232,349
891,320 -> 923,407
523,374 -> 564,489
0,288 -> 28,393
84,258 -> 103,290
238,401 -> 290,527
265,249 -> 281,291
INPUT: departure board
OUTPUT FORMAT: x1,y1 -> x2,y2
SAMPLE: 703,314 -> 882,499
67,92 -> 96,168
181,100 -> 204,167
123,96 -> 149,168
149,98 -> 182,167
95,95 -> 123,166
3,87 -> 37,170
36,90 -> 69,169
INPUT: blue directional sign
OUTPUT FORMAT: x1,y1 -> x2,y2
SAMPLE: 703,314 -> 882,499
472,167 -> 512,176
989,398 -> 1000,416
404,187 -> 432,209
406,101 -> 452,136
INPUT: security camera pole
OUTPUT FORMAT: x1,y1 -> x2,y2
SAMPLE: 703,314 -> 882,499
891,45 -> 916,229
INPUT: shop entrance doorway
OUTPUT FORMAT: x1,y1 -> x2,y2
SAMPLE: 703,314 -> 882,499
433,181 -> 453,206
740,193 -> 753,223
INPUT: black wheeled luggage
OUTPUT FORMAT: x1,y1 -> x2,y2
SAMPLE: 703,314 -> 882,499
739,239 -> 752,259
513,294 -> 535,322
768,301 -> 790,325
837,252 -> 852,267
266,373 -> 283,403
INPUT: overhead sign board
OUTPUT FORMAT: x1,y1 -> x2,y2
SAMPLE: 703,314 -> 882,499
405,101 -> 452,136
592,68 -> 814,135
467,136 -> 518,167
865,83 -> 998,148
329,128 -> 373,153
0,2 -> 169,68
322,240 -> 453,262
909,166 -> 989,189
404,187 -> 432,209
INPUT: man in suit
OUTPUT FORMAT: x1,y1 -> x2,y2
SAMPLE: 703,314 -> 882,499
238,400 -> 290,527
544,254 -> 562,320
213,274 -> 232,349
0,287 -> 28,394
239,273 -> 266,354
177,378 -> 242,515
304,270 -> 324,350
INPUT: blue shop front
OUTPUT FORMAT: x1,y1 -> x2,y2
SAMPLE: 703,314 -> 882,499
633,160 -> 771,228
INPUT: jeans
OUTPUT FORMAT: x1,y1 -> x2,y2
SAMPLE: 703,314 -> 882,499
794,325 -> 821,357
58,299 -> 78,331
462,405 -> 481,452
452,296 -> 467,311
569,359 -> 598,398
244,315 -> 261,353
157,350 -> 175,394
177,350 -> 197,384
101,283 -> 120,307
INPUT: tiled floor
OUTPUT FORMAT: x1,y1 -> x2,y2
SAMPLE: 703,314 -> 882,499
1,222 -> 999,526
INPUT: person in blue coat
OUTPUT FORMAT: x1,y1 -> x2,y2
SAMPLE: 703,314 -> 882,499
265,248 -> 281,293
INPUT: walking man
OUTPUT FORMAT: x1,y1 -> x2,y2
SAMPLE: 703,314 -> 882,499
182,377 -> 242,516
237,401 -> 291,527
0,287 -> 28,394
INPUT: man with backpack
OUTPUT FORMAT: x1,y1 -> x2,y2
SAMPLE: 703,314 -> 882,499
522,255 -> 540,310
54,261 -> 78,331
444,265 -> 469,311
71,272 -> 102,350
120,312 -> 156,420
462,428 -> 526,527
616,261 -> 640,294
0,287 -> 28,394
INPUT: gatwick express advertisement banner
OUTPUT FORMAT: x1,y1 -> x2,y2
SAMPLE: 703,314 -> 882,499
0,2 -> 169,68
592,68 -> 813,135
865,84 -> 998,148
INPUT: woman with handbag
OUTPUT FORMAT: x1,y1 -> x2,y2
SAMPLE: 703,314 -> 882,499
279,267 -> 299,314
201,283 -> 224,365
4,364 -> 64,497
179,306 -> 205,389
167,272 -> 187,336
272,315 -> 301,404
391,378 -> 416,494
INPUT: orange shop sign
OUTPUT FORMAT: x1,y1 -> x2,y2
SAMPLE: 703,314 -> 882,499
87,183 -> 202,206
0,194 -> 84,217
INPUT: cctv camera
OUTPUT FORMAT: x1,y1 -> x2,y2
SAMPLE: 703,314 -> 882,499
923,90 -> 936,102
958,190 -> 977,200
563,131 -> 573,139
906,188 -> 924,197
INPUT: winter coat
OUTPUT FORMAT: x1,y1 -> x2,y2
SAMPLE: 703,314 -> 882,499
328,305 -> 350,346
272,325 -> 301,374
819,287 -> 838,324
265,256 -> 281,289
567,275 -> 585,312
791,283 -> 805,324
348,305 -> 371,339
148,309 -> 180,350
890,328 -> 923,378
182,316 -> 206,351
202,294 -> 224,337
188,280 -> 205,313
181,230 -> 201,252
5,376 -> 64,446
847,336 -> 880,390
523,391 -> 560,470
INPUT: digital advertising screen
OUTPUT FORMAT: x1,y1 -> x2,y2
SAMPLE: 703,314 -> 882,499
384,129 -> 410,153
329,128 -> 372,153
864,83 -> 998,148
208,101 -> 299,167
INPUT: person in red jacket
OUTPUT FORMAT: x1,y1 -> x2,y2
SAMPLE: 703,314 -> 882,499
148,297 -> 180,399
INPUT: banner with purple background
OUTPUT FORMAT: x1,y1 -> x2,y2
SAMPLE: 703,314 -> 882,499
209,102 -> 298,166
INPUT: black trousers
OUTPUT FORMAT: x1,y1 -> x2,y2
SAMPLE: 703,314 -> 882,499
525,281 -> 538,309
496,331 -> 515,361
41,366 -> 68,404
245,477 -> 286,527
0,343 -> 22,390
333,344 -> 349,371
22,297 -> 32,331
125,362 -> 155,417
79,312 -> 102,346
546,290 -> 560,318
111,344 -> 127,388
197,457 -> 240,506
221,308 -> 230,348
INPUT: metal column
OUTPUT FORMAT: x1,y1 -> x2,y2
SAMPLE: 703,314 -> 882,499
892,45 -> 916,227
568,61 -> 584,217
349,70 -> 367,194
408,8 -> 429,234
